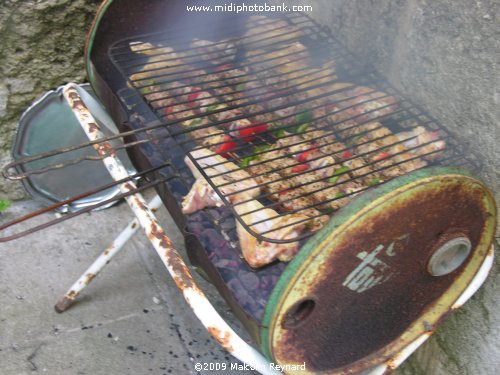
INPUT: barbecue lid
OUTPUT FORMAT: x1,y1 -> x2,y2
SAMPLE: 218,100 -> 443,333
261,167 -> 496,374
11,83 -> 135,213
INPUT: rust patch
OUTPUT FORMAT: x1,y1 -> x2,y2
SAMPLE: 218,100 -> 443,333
123,182 -> 135,192
274,179 -> 490,373
208,326 -> 234,353
67,91 -> 86,110
149,222 -> 172,249
70,97 -> 85,110
96,143 -> 115,157
88,122 -> 100,133
84,273 -> 96,285
149,221 -> 196,290
136,198 -> 148,212
131,222 -> 138,229
104,248 -> 110,256
67,91 -> 79,100
383,364 -> 395,375
67,290 -> 78,299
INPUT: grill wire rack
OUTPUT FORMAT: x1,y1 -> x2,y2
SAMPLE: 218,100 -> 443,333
1,12 -> 482,246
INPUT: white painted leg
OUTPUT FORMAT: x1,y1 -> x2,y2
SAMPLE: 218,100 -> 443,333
55,195 -> 163,312
62,83 -> 281,374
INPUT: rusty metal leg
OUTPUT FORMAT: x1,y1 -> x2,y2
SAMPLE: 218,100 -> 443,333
62,84 -> 279,374
55,195 -> 163,313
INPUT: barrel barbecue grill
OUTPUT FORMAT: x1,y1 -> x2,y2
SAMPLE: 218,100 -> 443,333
1,1 -> 497,374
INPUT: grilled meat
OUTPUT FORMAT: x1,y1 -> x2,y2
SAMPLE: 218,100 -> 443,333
328,86 -> 399,126
245,42 -> 311,80
235,201 -> 308,267
185,148 -> 260,200
128,43 -> 206,83
182,148 -> 307,268
397,126 -> 445,160
189,39 -> 237,65
244,157 -> 329,232
128,18 -> 447,267
243,15 -> 304,49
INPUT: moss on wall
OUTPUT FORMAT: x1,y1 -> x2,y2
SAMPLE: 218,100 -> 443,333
0,0 -> 101,199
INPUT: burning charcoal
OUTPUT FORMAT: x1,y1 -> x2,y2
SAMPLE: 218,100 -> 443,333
202,228 -> 229,249
171,191 -> 184,203
187,212 -> 205,222
237,270 -> 260,290
227,278 -> 253,307
186,222 -> 204,236
217,213 -> 237,229
206,207 -> 221,221
220,207 -> 234,218
226,277 -> 245,295
214,258 -> 240,270
169,179 -> 189,197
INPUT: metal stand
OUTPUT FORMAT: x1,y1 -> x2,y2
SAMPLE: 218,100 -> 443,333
56,83 -> 281,375
55,195 -> 163,312
54,83 -> 495,375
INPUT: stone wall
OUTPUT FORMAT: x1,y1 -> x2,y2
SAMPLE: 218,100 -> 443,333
0,0 -> 101,200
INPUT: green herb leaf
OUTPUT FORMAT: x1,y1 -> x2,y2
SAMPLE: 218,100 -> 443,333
273,129 -> 286,139
346,135 -> 362,147
139,79 -> 156,94
328,166 -> 350,184
253,145 -> 271,154
335,192 -> 346,199
206,104 -> 222,113
328,175 -> 340,184
333,166 -> 350,176
189,118 -> 203,127
367,178 -> 382,187
239,155 -> 258,168
236,83 -> 246,91
295,111 -> 313,124
295,123 -> 310,134
324,207 -> 335,214
239,159 -> 250,168
0,199 -> 11,212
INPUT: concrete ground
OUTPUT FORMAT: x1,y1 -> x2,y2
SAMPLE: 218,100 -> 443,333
1,191 -> 498,375
0,192 -> 255,375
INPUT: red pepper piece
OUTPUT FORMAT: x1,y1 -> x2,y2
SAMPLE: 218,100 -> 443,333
238,122 -> 268,141
291,164 -> 310,173
187,87 -> 202,108
214,136 -> 237,157
342,150 -> 353,159
297,151 -> 310,163
163,106 -> 175,117
296,144 -> 318,163
373,152 -> 390,161
278,189 -> 291,196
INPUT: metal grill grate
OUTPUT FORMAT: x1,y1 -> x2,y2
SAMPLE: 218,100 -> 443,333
1,12 -> 481,246
107,13 -> 480,244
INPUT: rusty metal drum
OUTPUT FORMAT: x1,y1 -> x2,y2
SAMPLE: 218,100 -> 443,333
261,167 -> 496,373
79,1 -> 498,372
